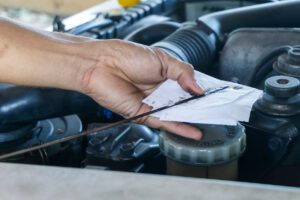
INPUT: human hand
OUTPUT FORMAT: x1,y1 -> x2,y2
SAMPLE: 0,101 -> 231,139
0,19 -> 202,139
80,40 -> 203,140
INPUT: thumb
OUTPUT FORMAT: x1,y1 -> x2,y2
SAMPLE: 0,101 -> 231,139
154,48 -> 203,95
136,104 -> 202,140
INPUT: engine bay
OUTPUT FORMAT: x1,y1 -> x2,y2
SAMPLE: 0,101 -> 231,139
1,0 -> 300,188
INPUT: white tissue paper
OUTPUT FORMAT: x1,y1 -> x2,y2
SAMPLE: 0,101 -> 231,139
143,71 -> 263,125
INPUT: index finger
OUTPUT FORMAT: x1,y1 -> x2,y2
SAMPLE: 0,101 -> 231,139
154,48 -> 204,95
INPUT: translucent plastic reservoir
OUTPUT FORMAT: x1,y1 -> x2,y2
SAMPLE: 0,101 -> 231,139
159,123 -> 246,180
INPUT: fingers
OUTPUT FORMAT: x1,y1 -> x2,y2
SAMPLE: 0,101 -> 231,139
147,117 -> 202,140
153,48 -> 203,96
136,104 -> 202,140
177,72 -> 204,95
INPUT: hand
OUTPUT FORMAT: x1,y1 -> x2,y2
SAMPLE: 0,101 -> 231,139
0,18 -> 202,139
80,40 -> 203,140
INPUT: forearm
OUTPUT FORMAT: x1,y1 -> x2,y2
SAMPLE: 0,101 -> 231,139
0,18 -> 204,139
0,18 -> 100,92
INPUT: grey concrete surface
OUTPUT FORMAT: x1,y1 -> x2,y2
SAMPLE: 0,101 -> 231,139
0,163 -> 299,200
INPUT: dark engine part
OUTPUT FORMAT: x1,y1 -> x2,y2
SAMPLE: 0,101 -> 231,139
1,115 -> 83,166
198,0 -> 300,42
121,15 -> 179,41
219,29 -> 300,86
150,1 -> 300,74
274,47 -> 300,79
255,76 -> 300,116
0,85 -> 99,131
241,76 -> 300,185
85,123 -> 162,173
124,20 -> 181,45
183,0 -> 274,21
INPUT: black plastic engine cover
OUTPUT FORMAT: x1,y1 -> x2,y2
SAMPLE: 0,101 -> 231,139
0,85 -> 100,131
218,28 -> 300,86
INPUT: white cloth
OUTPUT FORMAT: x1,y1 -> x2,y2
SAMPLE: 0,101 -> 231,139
143,71 -> 263,125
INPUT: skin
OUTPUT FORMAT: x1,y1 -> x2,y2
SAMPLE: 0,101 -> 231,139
0,18 -> 203,140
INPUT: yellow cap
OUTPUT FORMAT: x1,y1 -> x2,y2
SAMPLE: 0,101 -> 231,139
118,0 -> 140,8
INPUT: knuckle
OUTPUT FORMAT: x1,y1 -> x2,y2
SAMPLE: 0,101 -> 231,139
187,63 -> 194,69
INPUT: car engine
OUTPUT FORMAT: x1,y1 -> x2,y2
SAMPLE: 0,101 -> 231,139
1,0 -> 300,188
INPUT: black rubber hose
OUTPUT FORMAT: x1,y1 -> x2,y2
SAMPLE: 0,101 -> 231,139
124,21 -> 181,45
0,86 -> 99,131
152,23 -> 217,72
198,0 -> 300,42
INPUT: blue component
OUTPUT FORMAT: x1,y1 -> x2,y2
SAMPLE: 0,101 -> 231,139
103,108 -> 113,119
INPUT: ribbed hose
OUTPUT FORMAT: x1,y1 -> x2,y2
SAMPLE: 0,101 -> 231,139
153,1 -> 300,72
152,24 -> 217,72
124,21 -> 181,45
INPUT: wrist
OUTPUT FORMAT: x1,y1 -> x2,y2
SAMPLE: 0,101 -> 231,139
63,41 -> 99,93
75,40 -> 121,94
0,18 -> 114,93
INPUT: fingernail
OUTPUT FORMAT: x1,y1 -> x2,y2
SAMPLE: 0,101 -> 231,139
193,133 -> 202,141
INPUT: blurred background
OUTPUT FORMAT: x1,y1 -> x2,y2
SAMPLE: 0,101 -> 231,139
0,0 -> 108,29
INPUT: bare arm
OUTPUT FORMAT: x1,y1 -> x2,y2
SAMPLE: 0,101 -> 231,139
0,18 -> 95,90
0,18 -> 203,140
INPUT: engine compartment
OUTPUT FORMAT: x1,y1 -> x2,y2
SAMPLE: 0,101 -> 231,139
1,0 -> 300,188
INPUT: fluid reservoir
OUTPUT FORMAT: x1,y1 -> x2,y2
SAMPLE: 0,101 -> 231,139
159,123 -> 246,180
